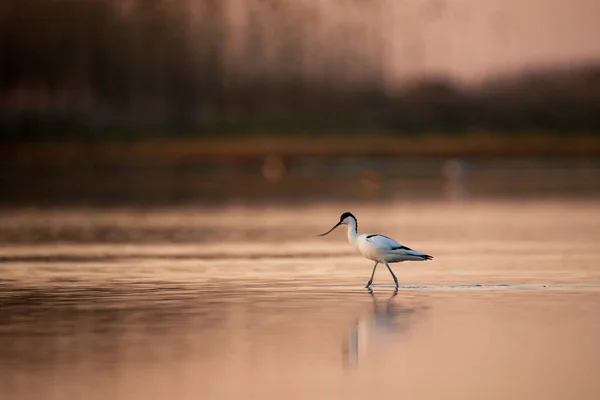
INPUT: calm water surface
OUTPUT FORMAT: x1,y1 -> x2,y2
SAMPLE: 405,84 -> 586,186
1,200 -> 600,399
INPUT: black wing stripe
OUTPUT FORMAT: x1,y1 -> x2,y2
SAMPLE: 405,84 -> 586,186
366,234 -> 395,241
366,235 -> 414,251
391,245 -> 412,251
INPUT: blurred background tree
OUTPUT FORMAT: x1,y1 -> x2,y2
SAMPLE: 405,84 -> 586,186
1,0 -> 599,139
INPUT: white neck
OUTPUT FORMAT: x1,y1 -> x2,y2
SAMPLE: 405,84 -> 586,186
346,218 -> 359,244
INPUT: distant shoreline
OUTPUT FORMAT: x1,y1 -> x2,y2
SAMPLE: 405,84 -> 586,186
3,133 -> 600,165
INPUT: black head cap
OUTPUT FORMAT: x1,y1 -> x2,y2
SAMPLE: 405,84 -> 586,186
339,212 -> 355,222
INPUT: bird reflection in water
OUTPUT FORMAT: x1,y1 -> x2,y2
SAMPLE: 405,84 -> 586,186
344,289 -> 427,368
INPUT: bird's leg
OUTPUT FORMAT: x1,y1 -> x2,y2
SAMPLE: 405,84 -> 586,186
385,263 -> 399,289
365,262 -> 379,288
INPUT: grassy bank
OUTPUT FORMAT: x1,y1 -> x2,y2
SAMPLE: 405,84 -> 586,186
3,132 -> 600,165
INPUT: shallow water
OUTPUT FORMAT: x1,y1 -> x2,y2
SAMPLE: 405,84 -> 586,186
1,201 -> 600,399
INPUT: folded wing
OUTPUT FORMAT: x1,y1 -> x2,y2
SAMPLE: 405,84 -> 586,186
366,234 -> 433,260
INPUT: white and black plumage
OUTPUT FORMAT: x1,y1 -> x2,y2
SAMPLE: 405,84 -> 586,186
317,212 -> 433,289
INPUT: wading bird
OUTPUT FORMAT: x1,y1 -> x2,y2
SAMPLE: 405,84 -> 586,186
317,212 -> 433,289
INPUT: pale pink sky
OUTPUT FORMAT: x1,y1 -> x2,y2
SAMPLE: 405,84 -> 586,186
196,0 -> 600,86
384,0 -> 600,83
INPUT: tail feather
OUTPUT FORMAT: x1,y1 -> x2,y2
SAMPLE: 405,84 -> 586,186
405,251 -> 433,261
404,249 -> 433,260
388,247 -> 434,261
